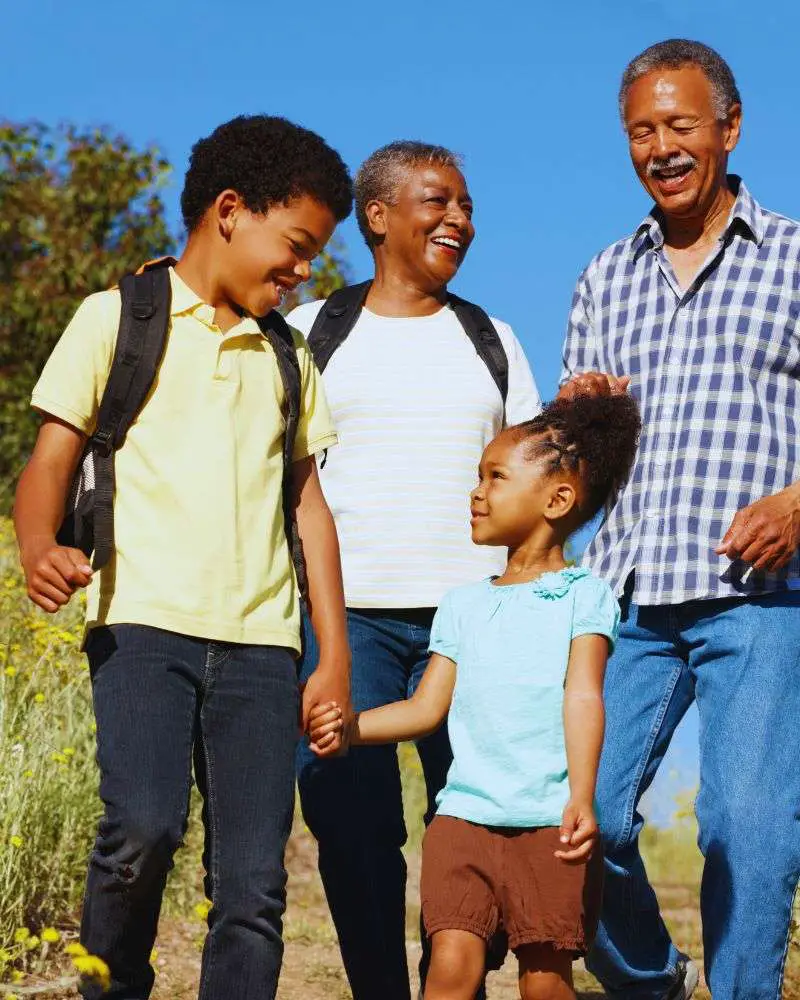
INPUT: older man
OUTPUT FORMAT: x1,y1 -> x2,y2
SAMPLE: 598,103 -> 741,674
289,142 -> 541,1000
560,39 -> 800,1000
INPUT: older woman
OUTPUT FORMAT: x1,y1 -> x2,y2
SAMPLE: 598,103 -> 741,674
288,141 -> 541,1000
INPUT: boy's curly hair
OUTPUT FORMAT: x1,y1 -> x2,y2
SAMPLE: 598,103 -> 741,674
516,393 -> 641,522
181,115 -> 353,233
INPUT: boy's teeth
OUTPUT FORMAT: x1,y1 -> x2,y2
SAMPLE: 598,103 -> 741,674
433,237 -> 461,249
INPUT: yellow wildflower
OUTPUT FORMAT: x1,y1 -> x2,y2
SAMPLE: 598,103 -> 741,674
13,927 -> 30,943
194,899 -> 212,921
23,770 -> 34,779
9,835 -> 23,849
25,935 -> 40,950
51,751 -> 69,765
3,666 -> 16,677
72,954 -> 111,990
63,747 -> 76,757
42,927 -> 60,943
65,942 -> 88,957
0,948 -> 10,962
34,692 -> 45,704
150,947 -> 159,962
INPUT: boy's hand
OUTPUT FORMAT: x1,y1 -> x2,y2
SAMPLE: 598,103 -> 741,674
22,542 -> 93,613
308,701 -> 344,756
300,659 -> 353,755
555,799 -> 598,864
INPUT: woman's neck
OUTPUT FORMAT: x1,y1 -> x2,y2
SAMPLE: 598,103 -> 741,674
365,257 -> 447,317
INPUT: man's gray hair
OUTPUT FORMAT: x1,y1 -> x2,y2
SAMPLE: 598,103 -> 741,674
354,140 -> 462,248
619,39 -> 741,123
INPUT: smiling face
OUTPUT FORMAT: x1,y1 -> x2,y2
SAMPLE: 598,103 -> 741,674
366,162 -> 475,293
217,192 -> 337,317
469,431 -> 580,548
624,64 -> 741,222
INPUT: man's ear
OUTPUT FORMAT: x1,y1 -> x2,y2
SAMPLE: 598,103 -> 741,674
544,481 -> 578,523
215,189 -> 242,241
723,102 -> 742,154
364,199 -> 388,242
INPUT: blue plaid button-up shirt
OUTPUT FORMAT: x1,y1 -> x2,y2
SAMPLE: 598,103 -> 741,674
562,178 -> 800,605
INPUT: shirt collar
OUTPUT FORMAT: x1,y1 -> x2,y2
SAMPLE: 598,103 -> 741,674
168,267 -> 262,336
632,175 -> 766,254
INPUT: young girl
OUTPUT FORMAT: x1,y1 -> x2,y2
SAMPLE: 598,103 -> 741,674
309,393 -> 641,1000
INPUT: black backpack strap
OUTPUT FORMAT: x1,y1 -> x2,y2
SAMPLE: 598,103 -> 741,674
90,265 -> 172,569
447,294 -> 509,410
306,281 -> 371,372
257,310 -> 307,599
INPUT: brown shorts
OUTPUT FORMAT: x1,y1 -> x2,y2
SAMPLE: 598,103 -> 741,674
420,815 -> 603,958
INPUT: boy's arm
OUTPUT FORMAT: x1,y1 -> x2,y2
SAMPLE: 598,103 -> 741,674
14,416 -> 94,612
353,653 -> 456,745
556,633 -> 608,862
292,454 -> 352,740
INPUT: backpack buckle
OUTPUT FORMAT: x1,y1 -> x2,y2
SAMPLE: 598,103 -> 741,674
132,302 -> 156,320
92,429 -> 114,456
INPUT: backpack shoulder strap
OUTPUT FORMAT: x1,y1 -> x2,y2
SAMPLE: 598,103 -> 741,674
306,281 -> 371,372
257,309 -> 308,599
447,293 -> 509,409
90,265 -> 172,568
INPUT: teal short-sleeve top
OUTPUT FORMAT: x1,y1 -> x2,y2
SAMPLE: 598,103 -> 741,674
429,566 -> 619,828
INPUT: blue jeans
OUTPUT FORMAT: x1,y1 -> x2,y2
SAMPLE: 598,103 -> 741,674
296,608 -> 452,1000
82,625 -> 299,1000
587,590 -> 800,1000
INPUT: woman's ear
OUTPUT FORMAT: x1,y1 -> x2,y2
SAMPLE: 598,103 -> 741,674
364,199 -> 388,242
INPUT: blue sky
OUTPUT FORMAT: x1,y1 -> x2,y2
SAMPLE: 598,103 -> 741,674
5,0 -> 799,821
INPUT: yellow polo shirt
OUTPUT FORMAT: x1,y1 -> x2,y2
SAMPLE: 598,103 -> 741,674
32,268 -> 337,651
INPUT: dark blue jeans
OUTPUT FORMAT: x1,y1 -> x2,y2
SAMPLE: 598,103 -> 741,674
82,625 -> 299,1000
297,608 -> 451,1000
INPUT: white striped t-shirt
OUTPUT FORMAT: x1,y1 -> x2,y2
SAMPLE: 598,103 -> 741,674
287,300 -> 542,608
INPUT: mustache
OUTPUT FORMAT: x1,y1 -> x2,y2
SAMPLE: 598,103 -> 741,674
646,153 -> 698,177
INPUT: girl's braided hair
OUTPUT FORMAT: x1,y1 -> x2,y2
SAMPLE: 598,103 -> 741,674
516,393 -> 641,522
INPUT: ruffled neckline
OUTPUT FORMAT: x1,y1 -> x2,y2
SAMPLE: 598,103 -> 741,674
487,565 -> 590,600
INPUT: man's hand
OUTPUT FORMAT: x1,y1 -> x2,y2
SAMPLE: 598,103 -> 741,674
557,371 -> 631,401
21,541 -> 93,613
307,701 -> 344,756
555,799 -> 598,864
716,484 -> 800,572
300,659 -> 353,755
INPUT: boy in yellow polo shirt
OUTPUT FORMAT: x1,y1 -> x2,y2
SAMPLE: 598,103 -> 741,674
14,115 -> 353,1000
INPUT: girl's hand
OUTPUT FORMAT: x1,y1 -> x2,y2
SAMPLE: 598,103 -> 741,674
308,701 -> 344,757
555,799 -> 598,864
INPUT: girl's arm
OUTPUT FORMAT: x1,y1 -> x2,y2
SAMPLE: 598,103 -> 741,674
309,653 -> 456,750
555,633 -> 608,862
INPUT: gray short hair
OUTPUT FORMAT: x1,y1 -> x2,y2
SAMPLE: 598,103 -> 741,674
354,140 -> 462,248
619,39 -> 741,123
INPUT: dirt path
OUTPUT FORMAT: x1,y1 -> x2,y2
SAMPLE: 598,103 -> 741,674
25,819 -> 800,998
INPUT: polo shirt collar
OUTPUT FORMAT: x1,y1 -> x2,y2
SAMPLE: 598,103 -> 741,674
168,267 -> 262,336
632,175 -> 766,254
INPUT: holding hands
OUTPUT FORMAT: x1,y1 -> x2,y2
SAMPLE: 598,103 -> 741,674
307,700 -> 347,756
